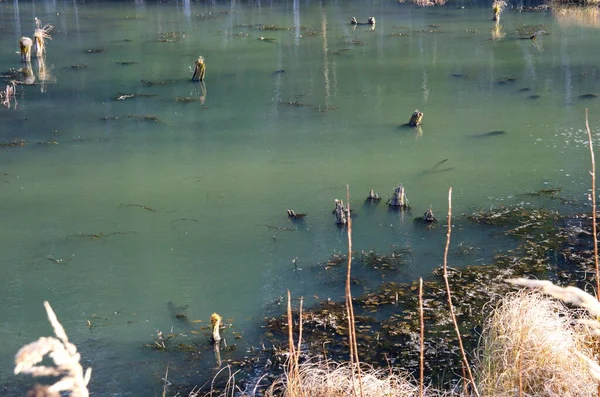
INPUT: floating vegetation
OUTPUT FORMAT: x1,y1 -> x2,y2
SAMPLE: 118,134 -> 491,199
519,187 -> 563,198
258,36 -> 276,42
65,64 -> 88,70
515,24 -> 546,36
85,49 -> 104,53
140,79 -> 177,86
360,248 -> 411,273
468,205 -> 558,238
0,138 -> 26,148
257,24 -> 290,31
345,39 -> 366,45
114,93 -> 157,101
387,32 -> 409,37
101,116 -> 119,121
157,31 -> 186,42
127,114 -> 161,123
175,96 -> 203,103
315,104 -> 339,112
113,61 -> 138,66
70,231 -> 137,241
278,99 -> 309,107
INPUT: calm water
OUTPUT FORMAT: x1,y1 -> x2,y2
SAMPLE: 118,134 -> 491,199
1,0 -> 600,394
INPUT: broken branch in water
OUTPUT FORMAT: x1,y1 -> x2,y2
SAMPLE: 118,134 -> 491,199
120,203 -> 156,212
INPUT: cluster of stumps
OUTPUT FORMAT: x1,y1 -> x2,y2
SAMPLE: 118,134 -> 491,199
288,184 -> 437,226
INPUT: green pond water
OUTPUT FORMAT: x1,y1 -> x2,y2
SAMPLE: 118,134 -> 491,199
1,0 -> 600,394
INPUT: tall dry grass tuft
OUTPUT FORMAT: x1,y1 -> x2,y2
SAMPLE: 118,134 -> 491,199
475,289 -> 597,396
14,301 -> 91,397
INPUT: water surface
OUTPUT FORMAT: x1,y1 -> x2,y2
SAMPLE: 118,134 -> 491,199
1,0 -> 600,394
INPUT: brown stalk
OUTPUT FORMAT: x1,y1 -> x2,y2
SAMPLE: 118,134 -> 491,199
419,277 -> 424,397
586,108 -> 600,300
344,185 -> 363,397
286,290 -> 303,397
442,187 -> 480,397
586,109 -> 600,397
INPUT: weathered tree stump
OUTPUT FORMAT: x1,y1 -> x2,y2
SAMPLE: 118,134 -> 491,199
350,17 -> 358,25
19,37 -> 33,63
192,56 -> 206,82
408,110 -> 423,127
334,199 -> 347,225
368,16 -> 376,25
366,189 -> 381,202
423,207 -> 436,222
388,184 -> 409,210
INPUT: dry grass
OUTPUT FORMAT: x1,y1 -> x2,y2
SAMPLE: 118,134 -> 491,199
554,4 -> 600,27
14,301 -> 91,397
265,360 -> 448,397
475,289 -> 597,397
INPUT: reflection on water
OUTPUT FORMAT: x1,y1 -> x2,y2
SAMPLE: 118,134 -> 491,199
1,0 -> 600,394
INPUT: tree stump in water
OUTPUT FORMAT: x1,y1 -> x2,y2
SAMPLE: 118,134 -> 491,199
408,110 -> 423,127
366,189 -> 380,202
388,184 -> 409,210
334,199 -> 347,225
423,207 -> 436,222
192,56 -> 206,82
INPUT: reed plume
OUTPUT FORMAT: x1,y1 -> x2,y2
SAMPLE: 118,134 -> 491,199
14,301 -> 92,397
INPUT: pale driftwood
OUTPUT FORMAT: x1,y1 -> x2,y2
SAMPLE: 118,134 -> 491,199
334,199 -> 347,225
389,184 -> 409,209
408,110 -> 423,127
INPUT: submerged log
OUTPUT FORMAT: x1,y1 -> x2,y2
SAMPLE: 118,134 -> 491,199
388,184 -> 409,209
192,56 -> 206,82
334,199 -> 347,225
408,110 -> 423,127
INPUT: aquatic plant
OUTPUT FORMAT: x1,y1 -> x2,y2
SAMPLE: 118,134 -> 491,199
14,301 -> 92,397
211,312 -> 223,342
0,81 -> 17,109
33,18 -> 53,58
492,0 -> 507,21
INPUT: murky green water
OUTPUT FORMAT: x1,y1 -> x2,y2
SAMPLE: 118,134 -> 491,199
1,0 -> 600,394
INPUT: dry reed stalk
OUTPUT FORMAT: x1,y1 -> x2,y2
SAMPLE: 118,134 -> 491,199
585,108 -> 600,300
442,188 -> 479,397
344,185 -> 364,397
14,301 -> 92,397
286,290 -> 304,397
162,362 -> 170,397
418,277 -> 424,397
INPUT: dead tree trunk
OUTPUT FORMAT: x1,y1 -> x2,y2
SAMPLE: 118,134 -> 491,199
334,199 -> 347,225
389,184 -> 409,209
408,110 -> 423,127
